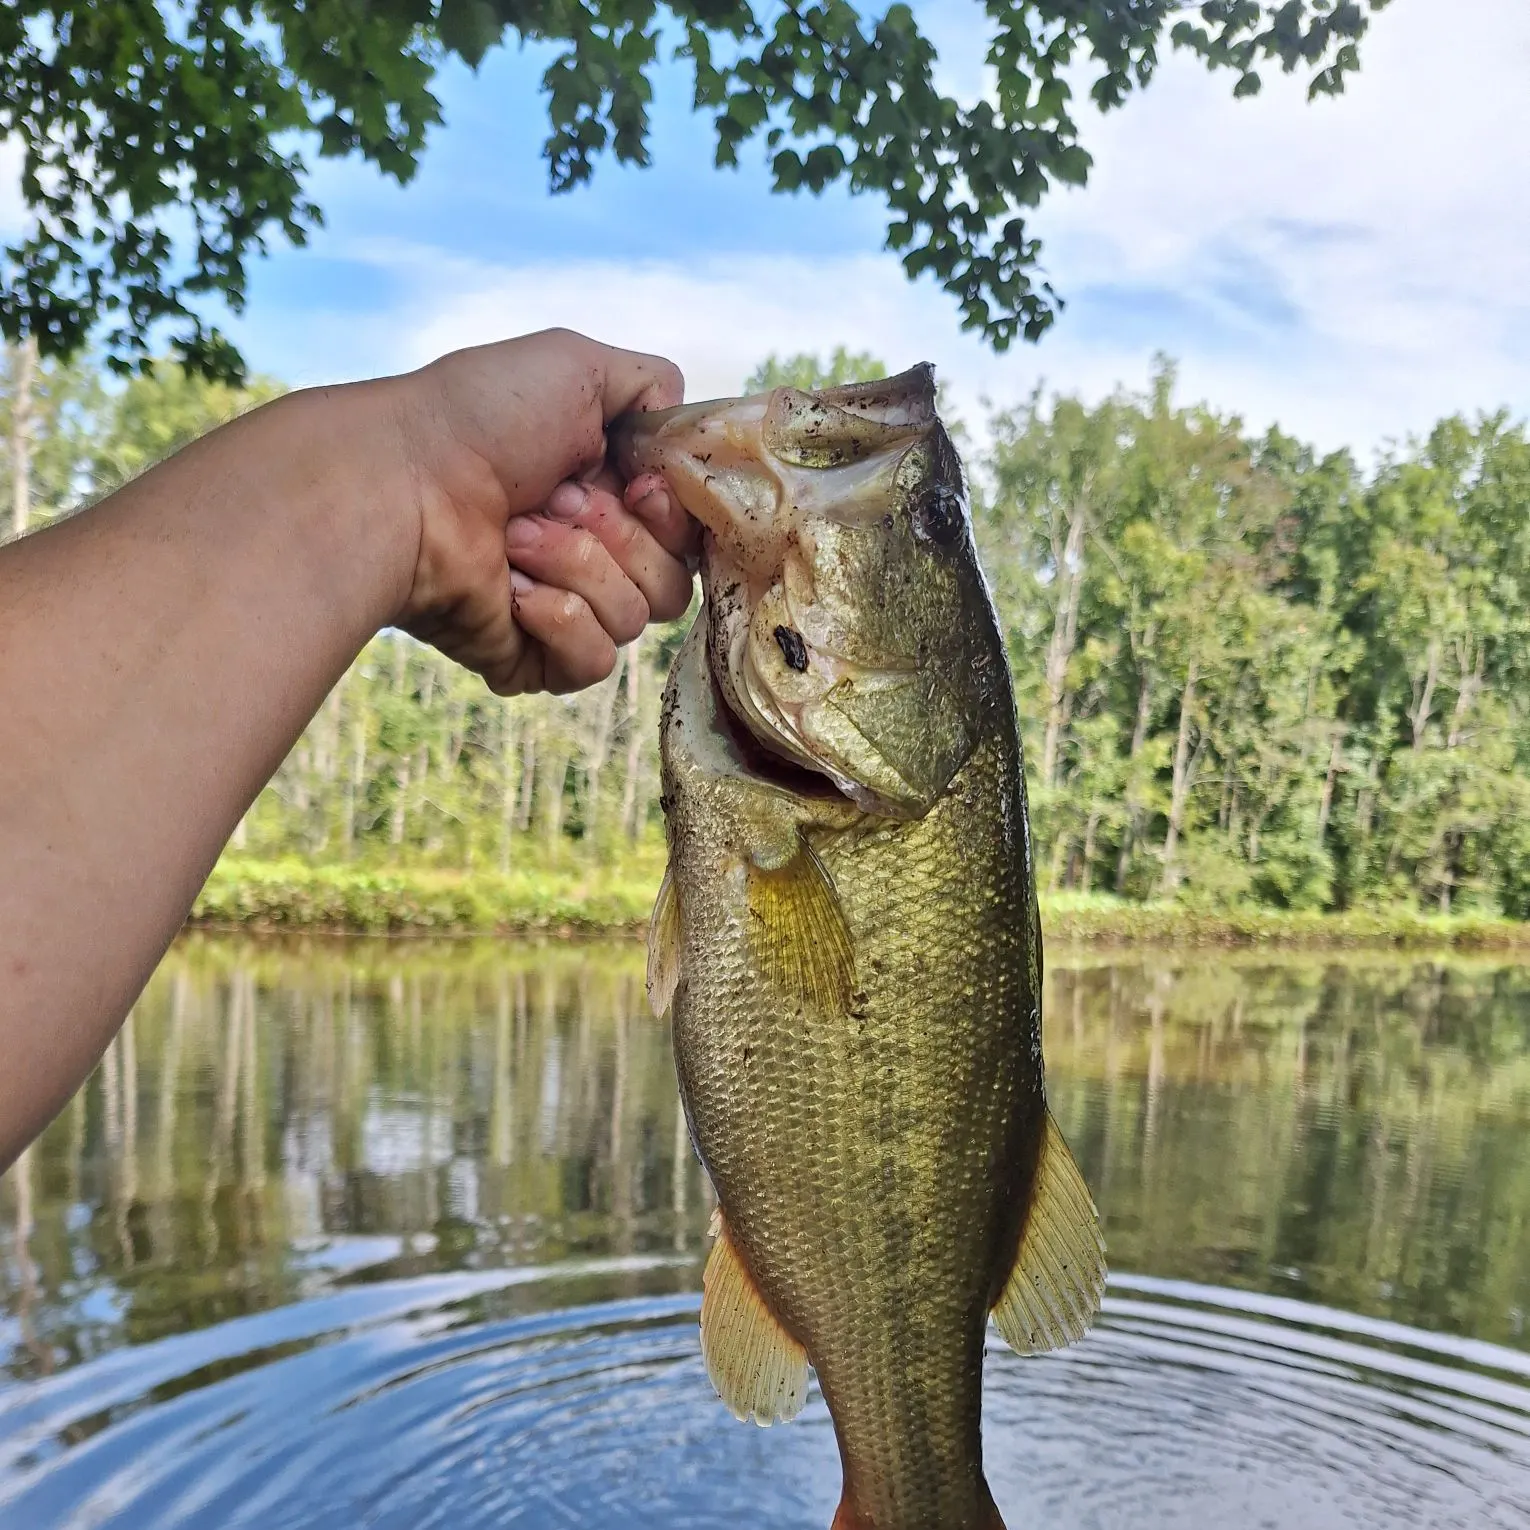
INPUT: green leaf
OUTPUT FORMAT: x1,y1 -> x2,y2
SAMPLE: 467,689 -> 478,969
438,0 -> 503,69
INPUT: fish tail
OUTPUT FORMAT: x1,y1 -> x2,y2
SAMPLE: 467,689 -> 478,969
829,1482 -> 1007,1529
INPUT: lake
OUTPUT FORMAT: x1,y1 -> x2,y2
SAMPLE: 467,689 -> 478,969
2,935 -> 1529,1527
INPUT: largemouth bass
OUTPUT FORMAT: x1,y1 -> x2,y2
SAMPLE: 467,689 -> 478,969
614,366 -> 1104,1530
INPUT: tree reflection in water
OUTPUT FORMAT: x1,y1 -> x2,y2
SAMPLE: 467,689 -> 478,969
2,937 -> 1528,1385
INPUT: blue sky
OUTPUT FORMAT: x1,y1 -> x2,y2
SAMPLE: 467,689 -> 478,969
5,0 -> 1528,456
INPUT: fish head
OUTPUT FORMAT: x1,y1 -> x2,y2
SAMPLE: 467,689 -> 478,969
614,365 -> 1000,817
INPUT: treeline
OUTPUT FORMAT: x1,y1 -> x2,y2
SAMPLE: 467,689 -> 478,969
3,347 -> 1526,916
981,363 -> 1530,917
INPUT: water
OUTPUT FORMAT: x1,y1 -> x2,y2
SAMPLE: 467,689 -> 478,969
2,936 -> 1529,1527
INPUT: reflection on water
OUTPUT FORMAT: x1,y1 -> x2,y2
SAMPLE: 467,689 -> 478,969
1,937 -> 1529,1526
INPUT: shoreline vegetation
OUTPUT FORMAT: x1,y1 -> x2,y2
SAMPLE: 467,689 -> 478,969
10,351 -> 1529,936
190,858 -> 1530,951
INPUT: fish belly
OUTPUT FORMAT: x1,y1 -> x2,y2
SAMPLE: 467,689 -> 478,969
671,733 -> 1044,1529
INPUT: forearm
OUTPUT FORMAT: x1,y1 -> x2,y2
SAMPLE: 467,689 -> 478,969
0,381 -> 413,1166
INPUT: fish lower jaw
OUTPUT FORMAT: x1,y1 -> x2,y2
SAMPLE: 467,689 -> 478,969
709,662 -> 860,807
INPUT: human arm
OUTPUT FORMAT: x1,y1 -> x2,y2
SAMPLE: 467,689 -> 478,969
0,329 -> 691,1169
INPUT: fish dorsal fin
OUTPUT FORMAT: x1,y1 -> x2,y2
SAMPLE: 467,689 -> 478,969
647,869 -> 682,1018
746,837 -> 856,1013
992,1110 -> 1106,1355
701,1208 -> 810,1426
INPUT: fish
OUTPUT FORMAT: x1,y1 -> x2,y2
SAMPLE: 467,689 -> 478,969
613,365 -> 1104,1530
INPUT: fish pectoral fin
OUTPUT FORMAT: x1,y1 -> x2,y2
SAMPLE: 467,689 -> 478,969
992,1110 -> 1107,1355
700,1211 -> 810,1426
745,836 -> 856,1013
647,868 -> 682,1018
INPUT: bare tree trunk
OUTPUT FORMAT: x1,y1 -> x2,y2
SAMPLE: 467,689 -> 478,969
498,705 -> 519,873
9,334 -> 37,541
1356,751 -> 1379,846
516,716 -> 540,831
1432,641 -> 1484,915
443,697 -> 467,778
1115,656 -> 1154,895
582,663 -> 622,849
390,754 -> 412,845
1409,638 -> 1440,751
542,746 -> 570,849
1047,830 -> 1069,894
1040,505 -> 1088,788
1081,808 -> 1101,893
1218,752 -> 1236,834
1446,640 -> 1485,750
1316,728 -> 1344,843
1158,661 -> 1200,895
620,634 -> 646,842
344,692 -> 367,856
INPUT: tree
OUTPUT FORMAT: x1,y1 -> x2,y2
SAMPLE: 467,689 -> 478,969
744,348 -> 886,393
0,342 -> 102,539
87,364 -> 287,497
0,2 -> 1389,376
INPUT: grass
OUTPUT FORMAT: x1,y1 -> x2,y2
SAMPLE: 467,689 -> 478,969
1038,891 -> 1530,950
190,858 -> 1530,950
192,854 -> 664,936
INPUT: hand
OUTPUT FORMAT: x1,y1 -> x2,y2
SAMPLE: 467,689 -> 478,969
389,328 -> 697,694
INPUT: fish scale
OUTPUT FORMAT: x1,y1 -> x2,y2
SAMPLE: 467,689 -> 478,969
618,365 -> 1105,1530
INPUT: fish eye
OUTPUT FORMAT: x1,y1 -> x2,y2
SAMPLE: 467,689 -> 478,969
913,484 -> 963,546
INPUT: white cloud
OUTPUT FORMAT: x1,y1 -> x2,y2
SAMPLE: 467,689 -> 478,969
272,0 -> 1530,460
394,246 -> 1011,425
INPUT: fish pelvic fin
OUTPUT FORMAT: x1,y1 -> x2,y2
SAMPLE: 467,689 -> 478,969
646,868 -> 681,1018
992,1109 -> 1107,1355
700,1209 -> 810,1426
746,835 -> 856,1013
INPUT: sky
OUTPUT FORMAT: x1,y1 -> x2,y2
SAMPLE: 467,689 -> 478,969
7,0 -> 1530,457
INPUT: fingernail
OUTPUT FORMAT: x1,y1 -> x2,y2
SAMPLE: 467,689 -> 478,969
509,568 -> 535,594
547,481 -> 589,520
623,473 -> 669,513
505,517 -> 542,548
633,489 -> 672,524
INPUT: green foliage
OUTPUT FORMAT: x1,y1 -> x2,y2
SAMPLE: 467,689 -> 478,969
0,2 -> 1390,374
195,856 -> 664,932
981,364 -> 1530,919
87,363 -> 286,494
3,346 -> 1523,930
0,349 -> 281,533
0,342 -> 103,532
744,348 -> 887,393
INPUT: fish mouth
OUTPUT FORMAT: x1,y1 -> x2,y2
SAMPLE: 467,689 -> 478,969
610,365 -> 937,566
613,366 -> 948,819
707,663 -> 856,806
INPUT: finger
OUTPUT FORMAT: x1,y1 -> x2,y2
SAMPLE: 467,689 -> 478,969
510,578 -> 619,695
614,469 -> 700,564
545,480 -> 695,621
401,525 -> 528,689
589,338 -> 685,421
504,516 -> 649,645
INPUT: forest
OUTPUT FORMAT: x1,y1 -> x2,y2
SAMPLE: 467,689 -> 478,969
4,343 -> 1527,919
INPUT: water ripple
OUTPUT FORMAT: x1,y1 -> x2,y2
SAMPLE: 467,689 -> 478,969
1,1266 -> 1527,1529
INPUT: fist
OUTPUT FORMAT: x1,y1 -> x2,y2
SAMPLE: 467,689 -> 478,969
390,329 -> 697,694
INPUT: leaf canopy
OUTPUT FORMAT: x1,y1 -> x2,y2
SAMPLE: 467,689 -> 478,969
0,0 -> 1389,377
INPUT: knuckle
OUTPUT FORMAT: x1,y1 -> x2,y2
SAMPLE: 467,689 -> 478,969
573,529 -> 601,569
